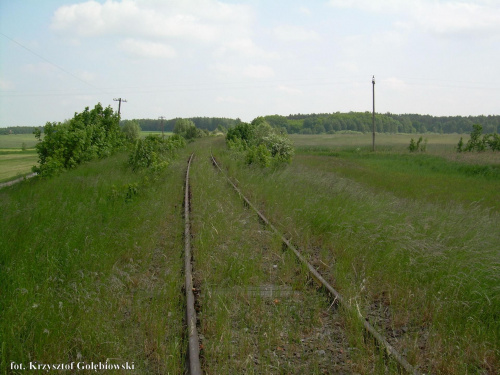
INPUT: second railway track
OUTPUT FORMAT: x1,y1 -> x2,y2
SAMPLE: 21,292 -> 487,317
182,149 -> 419,374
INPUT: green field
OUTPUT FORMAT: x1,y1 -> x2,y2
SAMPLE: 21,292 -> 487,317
140,130 -> 173,138
1,133 -> 499,374
0,133 -> 39,149
0,134 -> 39,183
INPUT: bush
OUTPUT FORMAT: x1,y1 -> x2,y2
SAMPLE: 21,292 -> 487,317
173,119 -> 204,141
33,103 -> 123,177
409,136 -> 427,152
128,134 -> 185,171
458,124 -> 499,152
121,120 -> 141,143
226,118 -> 294,167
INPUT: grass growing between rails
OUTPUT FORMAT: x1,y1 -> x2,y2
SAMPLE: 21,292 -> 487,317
211,136 -> 500,374
0,151 -> 189,374
188,140 -> 380,374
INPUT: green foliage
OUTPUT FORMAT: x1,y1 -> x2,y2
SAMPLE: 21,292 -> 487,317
484,133 -> 500,151
128,134 -> 185,172
121,120 -> 141,143
173,118 -> 204,140
32,103 -> 123,177
459,124 -> 499,152
226,118 -> 294,167
408,136 -> 427,152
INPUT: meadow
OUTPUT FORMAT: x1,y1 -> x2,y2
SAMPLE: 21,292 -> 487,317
1,132 -> 498,374
0,134 -> 39,183
214,133 -> 500,374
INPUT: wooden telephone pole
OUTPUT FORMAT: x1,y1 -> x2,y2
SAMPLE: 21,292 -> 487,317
159,116 -> 166,138
372,76 -> 376,152
113,97 -> 127,119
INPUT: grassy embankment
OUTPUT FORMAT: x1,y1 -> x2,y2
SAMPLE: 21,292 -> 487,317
0,134 -> 39,183
0,151 -> 188,374
213,134 -> 499,374
0,132 -> 173,183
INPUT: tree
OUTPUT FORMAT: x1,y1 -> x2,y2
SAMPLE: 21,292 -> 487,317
173,119 -> 202,140
33,103 -> 123,177
122,120 -> 141,143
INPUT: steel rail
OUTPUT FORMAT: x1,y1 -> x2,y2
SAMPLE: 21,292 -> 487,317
210,153 -> 420,375
184,153 -> 202,375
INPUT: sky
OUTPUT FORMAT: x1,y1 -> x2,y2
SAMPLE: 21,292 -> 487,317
1,0 -> 500,127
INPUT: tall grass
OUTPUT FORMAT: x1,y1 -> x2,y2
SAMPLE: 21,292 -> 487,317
187,140 -> 378,374
0,152 -> 187,374
213,136 -> 500,374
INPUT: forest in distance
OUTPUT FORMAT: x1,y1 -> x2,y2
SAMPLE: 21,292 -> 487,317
2,111 -> 500,135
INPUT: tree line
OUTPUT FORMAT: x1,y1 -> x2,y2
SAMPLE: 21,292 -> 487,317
265,113 -> 500,134
3,112 -> 499,137
120,117 -> 241,132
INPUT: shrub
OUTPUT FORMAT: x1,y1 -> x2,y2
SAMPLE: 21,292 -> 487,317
458,124 -> 499,152
121,120 -> 141,143
33,103 -> 123,177
128,134 -> 185,171
409,136 -> 427,152
226,118 -> 294,167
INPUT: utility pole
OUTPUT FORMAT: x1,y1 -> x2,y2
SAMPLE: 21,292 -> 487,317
159,116 -> 166,138
372,76 -> 375,152
113,97 -> 127,120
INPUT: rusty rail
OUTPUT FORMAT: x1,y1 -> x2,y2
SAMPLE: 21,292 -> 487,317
210,153 -> 420,375
184,153 -> 202,375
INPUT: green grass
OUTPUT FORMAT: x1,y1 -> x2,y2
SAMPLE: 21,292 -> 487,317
2,133 -> 498,374
0,134 -> 40,183
140,131 -> 173,138
290,133 -> 466,153
188,139 -> 377,373
212,135 -> 500,374
0,151 -> 38,183
0,152 -> 188,374
0,134 -> 39,149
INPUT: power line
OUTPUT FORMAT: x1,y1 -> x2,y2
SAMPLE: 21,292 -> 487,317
0,32 -> 108,95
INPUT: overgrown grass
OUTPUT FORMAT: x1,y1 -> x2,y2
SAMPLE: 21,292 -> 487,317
0,152 -> 187,374
212,136 -> 500,374
188,139 -> 376,374
296,151 -> 500,212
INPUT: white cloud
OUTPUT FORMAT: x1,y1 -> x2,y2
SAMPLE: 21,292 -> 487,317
329,0 -> 500,37
276,85 -> 302,95
243,65 -> 274,79
273,25 -> 320,42
381,77 -> 408,91
0,79 -> 13,90
216,96 -> 245,104
211,62 -> 275,79
51,0 -> 253,42
328,0 -> 403,12
78,70 -> 98,82
411,2 -> 500,37
120,38 -> 177,58
216,37 -> 279,59
298,6 -> 312,16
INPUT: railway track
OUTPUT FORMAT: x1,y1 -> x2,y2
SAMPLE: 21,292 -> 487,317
182,151 -> 420,374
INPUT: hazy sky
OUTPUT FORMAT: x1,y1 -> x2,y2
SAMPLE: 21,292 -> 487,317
1,0 -> 500,127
